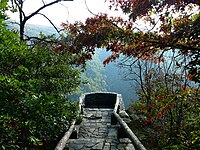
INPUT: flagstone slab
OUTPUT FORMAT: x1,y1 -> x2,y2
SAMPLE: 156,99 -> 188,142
65,108 -> 135,150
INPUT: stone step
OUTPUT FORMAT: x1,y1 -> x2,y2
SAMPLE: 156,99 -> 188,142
65,138 -> 134,150
64,106 -> 135,150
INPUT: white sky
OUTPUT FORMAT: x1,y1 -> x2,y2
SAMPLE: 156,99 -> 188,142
8,0 -> 127,26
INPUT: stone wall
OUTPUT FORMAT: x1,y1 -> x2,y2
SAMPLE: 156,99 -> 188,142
56,92 -> 146,150
83,92 -> 118,108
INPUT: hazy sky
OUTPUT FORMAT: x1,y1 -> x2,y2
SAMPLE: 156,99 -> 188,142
8,0 -> 126,26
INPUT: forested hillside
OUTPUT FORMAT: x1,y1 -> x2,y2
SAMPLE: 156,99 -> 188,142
98,49 -> 138,107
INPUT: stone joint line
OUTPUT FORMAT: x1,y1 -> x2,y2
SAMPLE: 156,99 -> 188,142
64,108 -> 134,150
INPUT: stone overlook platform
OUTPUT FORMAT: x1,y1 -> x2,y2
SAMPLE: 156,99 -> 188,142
55,92 -> 146,150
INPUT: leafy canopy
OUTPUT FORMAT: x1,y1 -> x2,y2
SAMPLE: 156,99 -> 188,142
63,0 -> 200,82
0,1 -> 81,149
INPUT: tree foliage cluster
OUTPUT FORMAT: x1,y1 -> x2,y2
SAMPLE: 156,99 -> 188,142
1,0 -> 200,149
63,0 -> 200,149
64,0 -> 199,82
127,55 -> 200,149
0,1 -> 81,149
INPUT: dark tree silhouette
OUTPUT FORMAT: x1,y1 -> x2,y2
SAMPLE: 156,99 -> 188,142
10,0 -> 73,40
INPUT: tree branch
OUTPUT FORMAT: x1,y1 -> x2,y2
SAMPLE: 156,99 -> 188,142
144,39 -> 200,51
37,13 -> 60,34
24,36 -> 60,49
13,0 -> 26,19
42,0 -> 46,5
25,0 -> 73,22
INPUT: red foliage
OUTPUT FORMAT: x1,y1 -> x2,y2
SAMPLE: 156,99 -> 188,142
144,117 -> 153,125
106,0 -> 200,20
157,109 -> 167,120
141,105 -> 147,110
62,0 -> 199,81
157,111 -> 163,120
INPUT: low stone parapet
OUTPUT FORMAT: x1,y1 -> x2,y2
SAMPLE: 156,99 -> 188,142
55,92 -> 146,150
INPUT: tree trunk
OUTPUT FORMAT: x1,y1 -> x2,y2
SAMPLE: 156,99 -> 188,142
20,22 -> 25,41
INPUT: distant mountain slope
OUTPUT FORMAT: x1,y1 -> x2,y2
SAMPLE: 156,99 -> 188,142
98,49 -> 137,107
79,51 -> 108,93
25,24 -> 59,37
6,20 -> 59,37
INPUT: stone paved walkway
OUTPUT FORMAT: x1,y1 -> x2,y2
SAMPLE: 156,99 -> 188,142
65,108 -> 135,150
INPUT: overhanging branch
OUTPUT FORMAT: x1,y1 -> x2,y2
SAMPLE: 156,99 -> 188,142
25,0 -> 73,23
37,13 -> 60,34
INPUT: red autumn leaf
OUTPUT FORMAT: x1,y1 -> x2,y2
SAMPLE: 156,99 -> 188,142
157,111 -> 163,120
141,105 -> 147,110
170,104 -> 175,109
145,117 -> 153,125
77,58 -> 83,65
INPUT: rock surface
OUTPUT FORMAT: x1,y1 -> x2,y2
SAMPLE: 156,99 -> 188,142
65,108 -> 134,150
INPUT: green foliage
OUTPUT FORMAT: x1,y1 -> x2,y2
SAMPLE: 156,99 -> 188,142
0,0 -> 8,21
0,3 -> 81,149
128,58 -> 200,149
